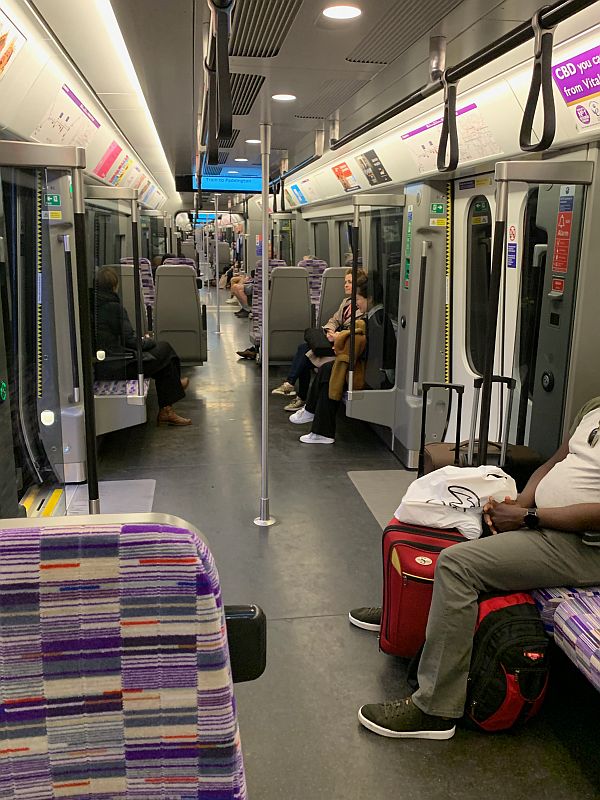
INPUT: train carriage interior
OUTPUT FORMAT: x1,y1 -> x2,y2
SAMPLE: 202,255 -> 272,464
1,0 -> 600,798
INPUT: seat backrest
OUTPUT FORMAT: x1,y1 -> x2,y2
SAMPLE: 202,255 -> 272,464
0,516 -> 247,799
154,265 -> 206,364
119,257 -> 155,309
298,258 -> 328,308
316,267 -> 347,328
250,259 -> 288,342
163,257 -> 196,267
268,266 -> 312,361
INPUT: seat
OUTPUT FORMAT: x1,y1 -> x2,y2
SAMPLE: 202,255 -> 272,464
554,595 -> 600,692
120,257 -> 155,330
163,257 -> 196,267
93,378 -> 149,436
154,264 -> 207,365
298,258 -> 328,320
316,267 -> 347,328
268,267 -> 312,362
532,586 -> 600,634
0,513 -> 248,799
249,259 -> 287,348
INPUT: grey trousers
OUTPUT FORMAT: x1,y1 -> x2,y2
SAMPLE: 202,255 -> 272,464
412,529 -> 600,718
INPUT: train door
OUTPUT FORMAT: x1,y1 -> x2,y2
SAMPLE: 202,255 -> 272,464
272,213 -> 294,264
515,183 -> 585,458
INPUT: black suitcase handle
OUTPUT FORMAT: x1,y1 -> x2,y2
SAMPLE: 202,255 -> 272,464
419,383 -> 465,477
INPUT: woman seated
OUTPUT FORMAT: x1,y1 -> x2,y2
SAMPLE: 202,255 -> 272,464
94,266 -> 192,427
271,268 -> 368,411
289,277 -> 371,443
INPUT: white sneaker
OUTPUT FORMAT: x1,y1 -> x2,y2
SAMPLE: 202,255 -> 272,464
272,381 -> 296,396
289,408 -> 315,424
300,433 -> 334,444
226,297 -> 238,305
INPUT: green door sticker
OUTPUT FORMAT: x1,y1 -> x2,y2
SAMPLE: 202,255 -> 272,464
430,203 -> 444,214
44,193 -> 61,207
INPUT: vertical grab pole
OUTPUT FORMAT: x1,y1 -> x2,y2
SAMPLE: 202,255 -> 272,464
72,163 -> 100,514
477,180 -> 509,465
255,122 -> 275,528
130,194 -> 145,396
60,234 -> 80,403
214,194 -> 221,334
348,204 -> 360,394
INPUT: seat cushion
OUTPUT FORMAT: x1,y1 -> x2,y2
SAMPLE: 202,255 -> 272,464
554,596 -> 600,692
94,378 -> 150,397
532,586 -> 600,634
0,521 -> 247,799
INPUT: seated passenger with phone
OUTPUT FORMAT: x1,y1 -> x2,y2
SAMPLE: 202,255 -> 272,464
353,396 -> 600,740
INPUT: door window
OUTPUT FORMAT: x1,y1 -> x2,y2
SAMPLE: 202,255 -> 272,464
466,196 -> 492,376
313,221 -> 330,263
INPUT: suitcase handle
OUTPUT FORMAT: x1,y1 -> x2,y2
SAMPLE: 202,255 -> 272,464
419,383 -> 465,477
473,375 -> 516,390
468,376 -> 516,467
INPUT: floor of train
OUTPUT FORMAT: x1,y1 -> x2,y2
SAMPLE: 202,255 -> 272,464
97,294 -> 599,800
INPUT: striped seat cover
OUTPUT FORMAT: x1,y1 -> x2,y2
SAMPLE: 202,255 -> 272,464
94,379 -> 150,397
0,522 -> 247,799
298,259 -> 327,308
120,258 -> 156,310
554,595 -> 600,692
532,586 -> 600,634
250,259 -> 287,343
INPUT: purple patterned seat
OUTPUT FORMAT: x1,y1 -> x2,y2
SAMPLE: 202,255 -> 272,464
249,259 -> 287,345
298,258 -> 327,308
163,257 -> 196,267
532,586 -> 600,634
93,378 -> 150,398
554,596 -> 600,692
0,517 -> 247,799
120,257 -> 156,312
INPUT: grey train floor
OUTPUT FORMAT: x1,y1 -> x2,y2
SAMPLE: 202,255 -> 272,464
97,301 -> 600,800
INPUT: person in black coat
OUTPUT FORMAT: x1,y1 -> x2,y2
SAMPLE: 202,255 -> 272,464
94,266 -> 191,426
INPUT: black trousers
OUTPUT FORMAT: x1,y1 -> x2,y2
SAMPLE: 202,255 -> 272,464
305,361 -> 339,439
97,341 -> 184,409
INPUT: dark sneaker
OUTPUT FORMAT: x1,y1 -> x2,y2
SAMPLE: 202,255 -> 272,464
235,309 -> 250,318
358,696 -> 456,740
237,348 -> 257,360
349,606 -> 382,632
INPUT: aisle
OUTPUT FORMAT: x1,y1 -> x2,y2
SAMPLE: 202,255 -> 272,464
97,293 -> 600,800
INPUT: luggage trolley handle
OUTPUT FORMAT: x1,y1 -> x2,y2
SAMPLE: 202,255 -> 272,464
419,382 -> 465,477
469,376 -> 517,467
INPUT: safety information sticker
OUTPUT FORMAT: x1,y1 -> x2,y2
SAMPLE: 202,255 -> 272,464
552,187 -> 575,274
507,242 -> 518,268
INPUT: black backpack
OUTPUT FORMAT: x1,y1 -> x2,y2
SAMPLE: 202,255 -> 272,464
465,592 -> 550,731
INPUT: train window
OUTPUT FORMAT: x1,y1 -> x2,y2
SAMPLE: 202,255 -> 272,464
150,216 -> 166,258
313,221 -> 330,263
362,210 -> 402,389
466,195 -> 492,376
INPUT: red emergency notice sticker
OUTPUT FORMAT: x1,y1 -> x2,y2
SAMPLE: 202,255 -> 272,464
552,210 -> 573,274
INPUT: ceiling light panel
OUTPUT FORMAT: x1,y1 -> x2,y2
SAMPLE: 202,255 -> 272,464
346,0 -> 463,64
294,78 -> 370,119
323,5 -> 362,19
230,0 -> 303,57
273,94 -> 296,101
231,73 -> 266,115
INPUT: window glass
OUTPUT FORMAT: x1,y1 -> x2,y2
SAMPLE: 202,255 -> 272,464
313,221 -> 330,263
466,196 -> 492,376
362,210 -> 402,389
338,220 -> 361,267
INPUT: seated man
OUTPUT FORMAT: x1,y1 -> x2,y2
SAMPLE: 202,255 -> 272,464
232,273 -> 254,318
353,397 -> 600,739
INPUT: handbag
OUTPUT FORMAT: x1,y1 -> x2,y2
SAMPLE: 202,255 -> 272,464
304,327 -> 334,357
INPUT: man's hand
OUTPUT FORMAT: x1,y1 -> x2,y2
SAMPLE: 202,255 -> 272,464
483,497 -> 526,534
326,331 -> 339,343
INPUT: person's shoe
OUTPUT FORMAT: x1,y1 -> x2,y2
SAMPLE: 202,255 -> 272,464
284,397 -> 305,412
272,381 -> 296,396
237,348 -> 257,360
289,407 -> 314,424
235,309 -> 250,318
349,607 -> 382,632
157,406 -> 192,427
226,297 -> 238,305
180,377 -> 190,391
358,697 -> 456,740
299,432 -> 334,444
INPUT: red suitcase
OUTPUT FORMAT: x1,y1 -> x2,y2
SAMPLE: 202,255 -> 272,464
380,516 -> 466,658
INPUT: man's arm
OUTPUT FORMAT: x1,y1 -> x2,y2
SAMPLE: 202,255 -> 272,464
487,500 -> 600,534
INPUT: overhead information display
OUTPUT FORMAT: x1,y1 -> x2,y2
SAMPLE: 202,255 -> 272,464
33,84 -> 101,148
401,103 -> 500,174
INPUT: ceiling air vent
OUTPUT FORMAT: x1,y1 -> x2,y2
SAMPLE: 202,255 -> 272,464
217,151 -> 230,164
218,129 -> 240,149
294,78 -> 370,119
346,0 -> 463,64
231,73 -> 266,115
203,165 -> 223,176
230,0 -> 303,57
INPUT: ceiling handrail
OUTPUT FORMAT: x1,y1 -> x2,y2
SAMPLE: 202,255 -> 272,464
519,8 -> 557,152
436,72 -> 459,172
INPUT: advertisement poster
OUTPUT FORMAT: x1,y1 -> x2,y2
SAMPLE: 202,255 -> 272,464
33,84 -> 101,148
401,103 -> 500,174
107,153 -> 132,186
284,188 -> 297,207
289,183 -> 308,205
553,45 -> 600,130
356,149 -> 392,185
332,161 -> 361,192
0,9 -> 26,82
93,140 -> 122,179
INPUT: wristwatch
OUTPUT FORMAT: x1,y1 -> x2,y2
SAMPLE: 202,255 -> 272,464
524,508 -> 540,530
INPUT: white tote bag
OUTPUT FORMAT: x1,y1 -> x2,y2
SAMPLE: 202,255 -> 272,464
394,466 -> 518,539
